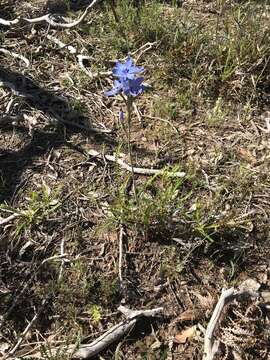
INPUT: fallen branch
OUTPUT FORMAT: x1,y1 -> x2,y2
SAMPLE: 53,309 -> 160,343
87,149 -> 186,177
0,48 -> 30,67
203,279 -> 262,360
14,306 -> 163,359
0,213 -> 21,227
72,305 -> 163,359
0,0 -> 100,29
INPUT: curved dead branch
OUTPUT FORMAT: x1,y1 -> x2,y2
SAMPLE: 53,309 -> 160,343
0,0 -> 100,29
72,305 -> 163,359
203,279 -> 264,360
0,48 -> 30,67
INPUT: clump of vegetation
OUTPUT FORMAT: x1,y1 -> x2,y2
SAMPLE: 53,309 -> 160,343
107,168 -> 188,238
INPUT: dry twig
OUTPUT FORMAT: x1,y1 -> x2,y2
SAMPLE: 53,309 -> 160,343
118,225 -> 124,290
3,298 -> 48,359
0,48 -> 30,67
18,305 -> 163,359
0,0 -> 101,28
0,213 -> 21,226
203,279 -> 262,360
87,149 -> 186,177
72,305 -> 163,359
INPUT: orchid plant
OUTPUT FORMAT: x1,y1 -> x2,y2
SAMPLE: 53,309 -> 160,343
106,55 -> 145,200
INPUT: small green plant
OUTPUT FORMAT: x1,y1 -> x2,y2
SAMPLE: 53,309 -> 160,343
0,184 -> 61,236
90,304 -> 101,323
207,96 -> 227,125
70,98 -> 88,113
107,168 -> 189,239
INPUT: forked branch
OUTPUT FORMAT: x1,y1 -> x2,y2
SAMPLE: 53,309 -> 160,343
203,279 -> 263,360
0,0 -> 100,28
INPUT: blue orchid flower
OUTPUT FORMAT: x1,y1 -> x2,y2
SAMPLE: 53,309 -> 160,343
112,55 -> 144,80
106,56 -> 144,98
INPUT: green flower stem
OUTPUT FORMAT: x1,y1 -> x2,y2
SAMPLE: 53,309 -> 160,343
127,97 -> 138,202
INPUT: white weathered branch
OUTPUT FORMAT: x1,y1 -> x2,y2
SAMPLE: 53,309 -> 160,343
0,0 -> 100,28
0,48 -> 30,67
46,34 -> 77,54
17,306 -> 163,359
72,305 -> 163,359
203,279 -> 262,360
203,287 -> 234,360
0,213 -> 21,226
87,149 -> 186,177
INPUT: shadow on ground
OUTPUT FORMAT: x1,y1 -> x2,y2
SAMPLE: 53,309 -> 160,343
0,67 -> 115,202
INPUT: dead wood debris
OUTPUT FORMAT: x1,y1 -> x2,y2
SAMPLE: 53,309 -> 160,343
72,305 -> 163,359
87,149 -> 186,177
0,0 -> 100,28
0,48 -> 30,67
203,279 -> 270,360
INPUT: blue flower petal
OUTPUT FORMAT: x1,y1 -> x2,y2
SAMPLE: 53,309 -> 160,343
129,77 -> 145,97
125,55 -> 133,68
105,79 -> 123,96
119,109 -> 124,121
112,56 -> 144,80
112,61 -> 125,77
105,88 -> 118,96
128,65 -> 144,74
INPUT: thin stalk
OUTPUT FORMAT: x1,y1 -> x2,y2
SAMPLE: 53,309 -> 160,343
108,0 -> 120,23
127,97 -> 138,202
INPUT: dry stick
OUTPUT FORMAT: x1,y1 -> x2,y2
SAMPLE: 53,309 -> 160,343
133,102 -> 143,125
0,213 -> 21,226
203,279 -> 262,360
58,237 -> 66,282
0,0 -> 101,28
203,287 -> 234,360
127,98 -> 138,202
118,225 -> 124,290
132,42 -> 157,62
72,305 -> 163,359
0,48 -> 30,67
46,34 -> 77,54
20,306 -> 163,359
87,149 -> 186,177
41,254 -> 68,266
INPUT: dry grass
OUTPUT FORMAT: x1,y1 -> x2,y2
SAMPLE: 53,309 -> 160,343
0,0 -> 270,359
